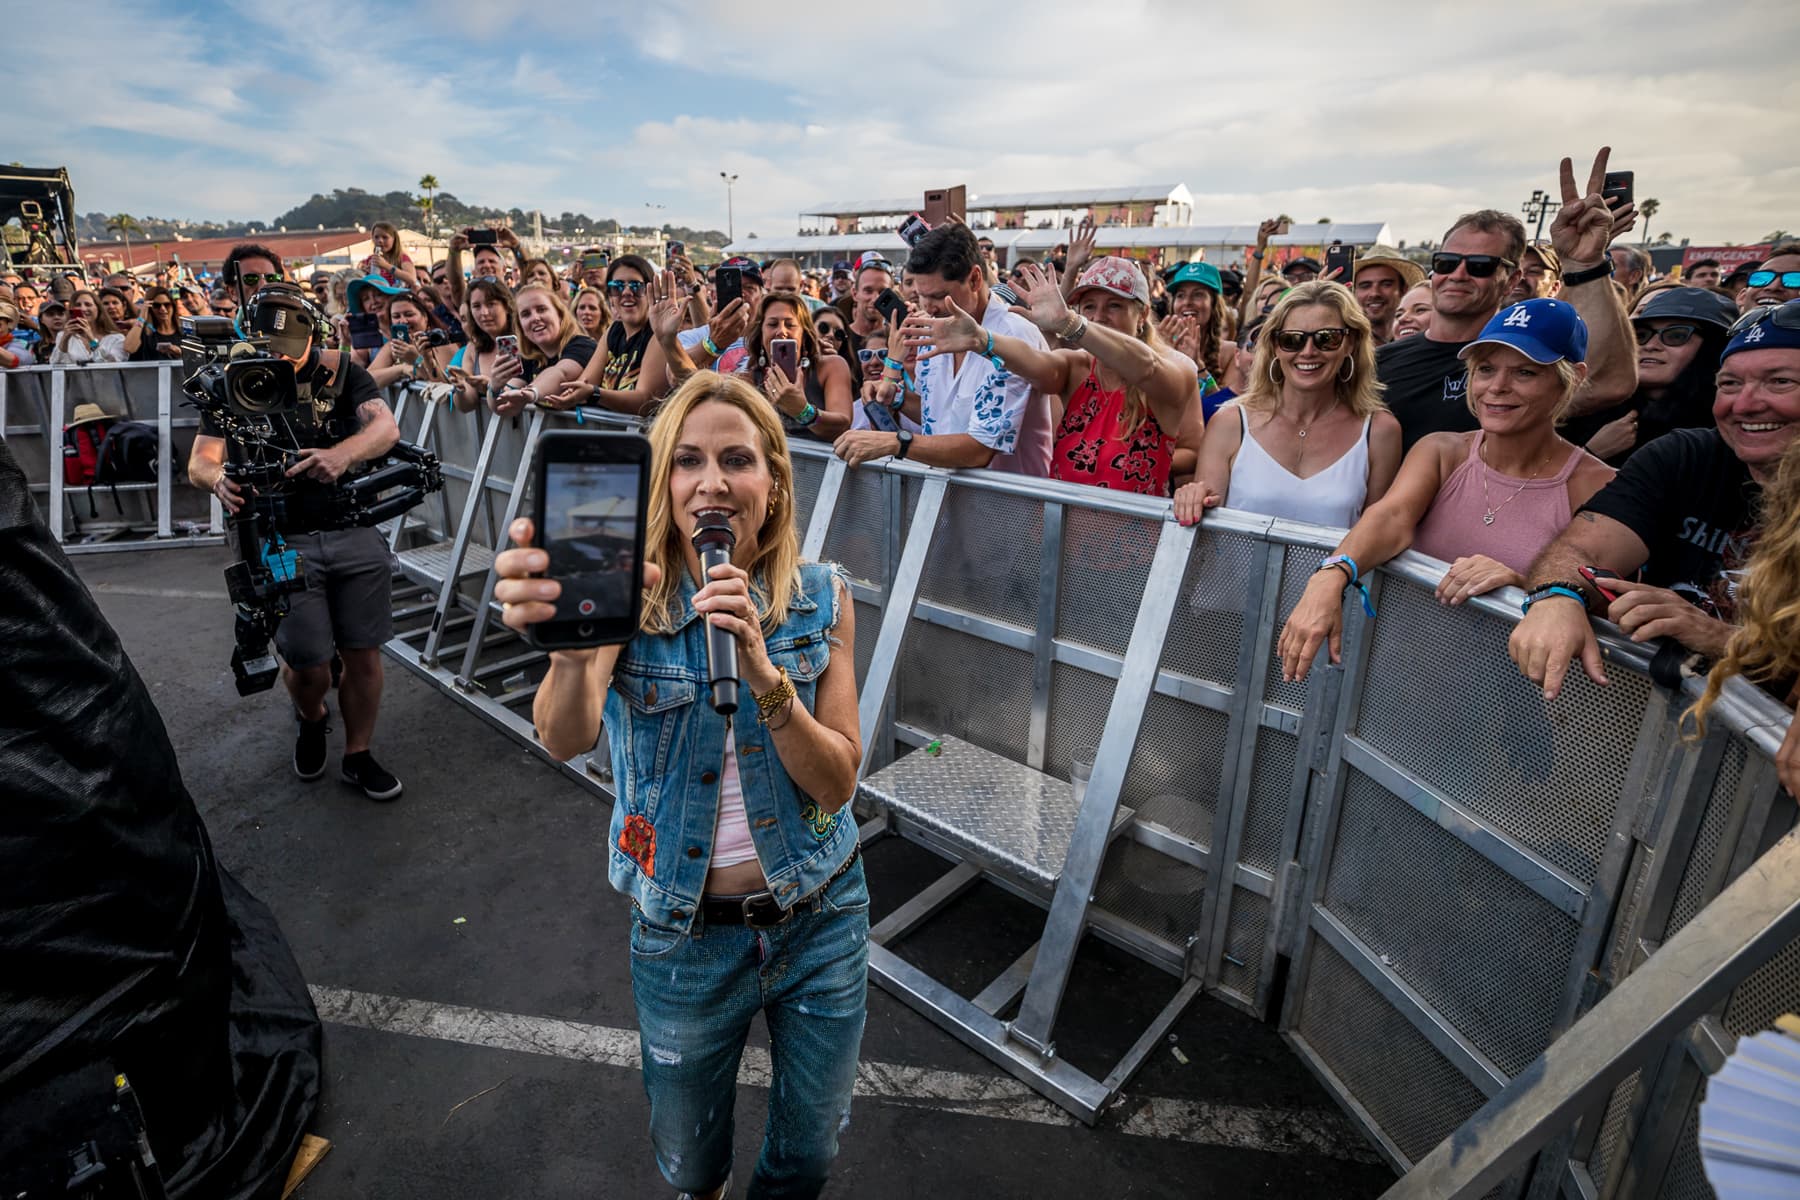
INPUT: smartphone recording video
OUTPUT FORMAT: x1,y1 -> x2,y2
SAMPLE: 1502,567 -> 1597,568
715,266 -> 744,311
530,432 -> 651,649
468,229 -> 500,246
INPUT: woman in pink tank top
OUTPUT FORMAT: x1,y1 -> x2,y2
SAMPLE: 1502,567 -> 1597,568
1275,298 -> 1617,683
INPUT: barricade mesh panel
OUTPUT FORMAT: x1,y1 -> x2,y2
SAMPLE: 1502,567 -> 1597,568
1239,730 -> 1297,873
1218,887 -> 1268,998
1162,529 -> 1258,686
852,599 -> 880,689
1056,507 -> 1160,656
1120,693 -> 1227,847
1093,837 -> 1207,950
1588,1071 -> 1641,1198
896,621 -> 1033,763
821,465 -> 889,586
1354,577 -> 1650,885
1296,940 -> 1488,1165
1722,935 -> 1800,1038
919,485 -> 1042,629
1325,769 -> 1578,1078
1667,737 -> 1748,938
1046,661 -> 1115,782
1263,546 -> 1318,710
790,452 -> 826,534
1657,1105 -> 1713,1200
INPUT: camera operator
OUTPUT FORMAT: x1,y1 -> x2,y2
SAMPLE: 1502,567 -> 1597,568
185,243 -> 406,800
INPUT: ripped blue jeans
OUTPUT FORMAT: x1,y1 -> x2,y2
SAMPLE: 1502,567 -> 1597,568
630,860 -> 869,1200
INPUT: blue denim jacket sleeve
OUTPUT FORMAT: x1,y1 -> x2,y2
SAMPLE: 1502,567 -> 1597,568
604,561 -> 857,931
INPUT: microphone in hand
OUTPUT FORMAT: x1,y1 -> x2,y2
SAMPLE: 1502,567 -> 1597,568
692,511 -> 739,715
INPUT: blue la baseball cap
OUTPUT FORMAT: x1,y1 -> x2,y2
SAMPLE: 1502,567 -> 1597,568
1167,262 -> 1223,294
1721,299 -> 1800,363
1458,298 -> 1589,364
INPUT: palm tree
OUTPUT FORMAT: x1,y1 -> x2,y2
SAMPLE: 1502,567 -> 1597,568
106,213 -> 144,268
1638,198 -> 1661,247
417,174 -> 440,239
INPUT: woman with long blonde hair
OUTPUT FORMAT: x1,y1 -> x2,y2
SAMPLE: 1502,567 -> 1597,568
1692,437 -> 1800,795
492,371 -> 867,1200
898,255 -> 1203,495
1176,279 -> 1403,528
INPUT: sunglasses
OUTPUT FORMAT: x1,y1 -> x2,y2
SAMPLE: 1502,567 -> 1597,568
1727,299 -> 1800,338
1634,323 -> 1701,348
856,348 -> 885,363
1274,327 -> 1350,353
606,280 -> 646,295
238,271 -> 283,286
1746,271 -> 1800,289
148,301 -> 173,310
1430,252 -> 1517,279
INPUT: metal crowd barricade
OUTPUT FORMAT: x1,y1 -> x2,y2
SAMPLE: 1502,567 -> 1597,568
0,361 -> 224,551
375,419 -> 1797,1188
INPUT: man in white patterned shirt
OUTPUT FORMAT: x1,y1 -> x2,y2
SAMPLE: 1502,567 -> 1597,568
834,223 -> 1052,475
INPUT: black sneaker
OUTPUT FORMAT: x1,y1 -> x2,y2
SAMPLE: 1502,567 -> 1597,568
342,751 -> 404,802
294,710 -> 330,781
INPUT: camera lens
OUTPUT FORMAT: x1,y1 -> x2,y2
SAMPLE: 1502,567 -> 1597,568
233,364 -> 281,413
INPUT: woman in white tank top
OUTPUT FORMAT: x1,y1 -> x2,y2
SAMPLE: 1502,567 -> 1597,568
1176,281 -> 1404,530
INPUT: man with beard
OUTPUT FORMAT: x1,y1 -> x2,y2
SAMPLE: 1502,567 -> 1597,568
1350,245 -> 1424,344
1378,148 -> 1638,451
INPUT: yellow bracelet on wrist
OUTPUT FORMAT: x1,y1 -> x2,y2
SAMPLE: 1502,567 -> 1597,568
753,667 -> 796,724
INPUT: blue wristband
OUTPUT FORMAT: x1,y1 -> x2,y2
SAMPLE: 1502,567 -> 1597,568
796,402 -> 819,426
981,329 -> 1005,371
1521,585 -> 1586,616
702,336 -> 721,357
1319,554 -> 1377,619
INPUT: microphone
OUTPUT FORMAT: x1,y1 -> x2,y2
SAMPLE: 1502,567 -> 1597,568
692,511 -> 739,715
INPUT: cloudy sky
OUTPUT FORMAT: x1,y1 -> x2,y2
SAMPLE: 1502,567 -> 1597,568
16,0 -> 1798,247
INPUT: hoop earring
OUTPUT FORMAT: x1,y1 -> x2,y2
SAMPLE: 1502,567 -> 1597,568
1339,358 -> 1355,382
1268,361 -> 1283,387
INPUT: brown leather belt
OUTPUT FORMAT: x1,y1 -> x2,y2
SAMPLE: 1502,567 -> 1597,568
698,843 -> 861,930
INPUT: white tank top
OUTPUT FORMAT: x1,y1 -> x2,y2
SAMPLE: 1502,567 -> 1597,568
710,737 -> 759,870
1226,405 -> 1372,529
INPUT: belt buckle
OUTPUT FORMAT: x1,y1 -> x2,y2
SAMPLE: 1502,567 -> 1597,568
740,893 -> 790,929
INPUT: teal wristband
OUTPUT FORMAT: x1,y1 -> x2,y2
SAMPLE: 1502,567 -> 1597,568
882,356 -> 906,372
796,402 -> 818,426
981,329 -> 1005,370
702,336 -> 721,357
1319,554 -> 1376,618
1521,585 -> 1587,616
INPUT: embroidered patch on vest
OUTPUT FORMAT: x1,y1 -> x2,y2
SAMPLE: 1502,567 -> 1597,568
799,797 -> 840,840
619,813 -> 657,875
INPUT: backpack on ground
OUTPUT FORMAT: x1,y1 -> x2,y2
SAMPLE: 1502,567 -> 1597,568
61,418 -> 111,485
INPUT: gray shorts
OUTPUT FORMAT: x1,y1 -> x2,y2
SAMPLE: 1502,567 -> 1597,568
274,526 -> 395,669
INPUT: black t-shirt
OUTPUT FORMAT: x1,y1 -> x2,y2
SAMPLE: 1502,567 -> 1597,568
521,335 -> 598,383
1560,383 -> 1720,468
198,349 -> 381,450
1580,426 -> 1759,617
1376,335 -> 1476,452
129,326 -> 183,362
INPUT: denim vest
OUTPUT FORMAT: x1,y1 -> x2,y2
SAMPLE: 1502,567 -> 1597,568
604,561 -> 856,931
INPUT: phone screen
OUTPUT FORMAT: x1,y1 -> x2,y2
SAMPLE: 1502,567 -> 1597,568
715,267 -> 744,311
862,399 -> 900,433
468,229 -> 499,246
531,432 -> 650,648
580,253 -> 607,270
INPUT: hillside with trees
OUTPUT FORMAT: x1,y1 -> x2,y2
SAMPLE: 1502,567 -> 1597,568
76,186 -> 725,246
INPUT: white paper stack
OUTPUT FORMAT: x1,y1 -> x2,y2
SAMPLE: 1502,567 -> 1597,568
1701,1014 -> 1800,1198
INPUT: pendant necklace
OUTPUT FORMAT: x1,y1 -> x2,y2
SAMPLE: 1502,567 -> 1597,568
1480,441 -> 1548,525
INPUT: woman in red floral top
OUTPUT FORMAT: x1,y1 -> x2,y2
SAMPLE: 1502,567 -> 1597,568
903,256 -> 1203,495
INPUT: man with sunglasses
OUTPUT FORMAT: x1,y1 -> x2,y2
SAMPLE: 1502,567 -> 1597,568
1380,149 -> 1639,453
1740,246 -> 1800,313
1510,300 -> 1800,700
190,244 -> 407,801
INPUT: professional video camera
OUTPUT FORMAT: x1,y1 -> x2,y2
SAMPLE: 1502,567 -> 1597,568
181,285 -> 442,696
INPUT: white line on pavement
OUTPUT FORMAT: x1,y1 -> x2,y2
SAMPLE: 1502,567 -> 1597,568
90,583 -> 231,600
310,985 -> 1381,1164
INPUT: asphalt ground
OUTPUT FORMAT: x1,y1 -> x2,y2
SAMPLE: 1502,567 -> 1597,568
77,544 -> 1396,1200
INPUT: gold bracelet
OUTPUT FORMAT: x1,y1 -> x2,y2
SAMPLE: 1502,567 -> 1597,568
753,667 -> 796,725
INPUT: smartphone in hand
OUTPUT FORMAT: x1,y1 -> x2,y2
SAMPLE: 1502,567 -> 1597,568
1324,243 -> 1355,283
528,431 -> 651,649
1580,565 -> 1625,604
715,266 -> 744,311
468,228 -> 500,246
346,312 -> 385,351
874,288 -> 908,327
1602,171 -> 1634,210
897,213 -> 931,247
496,334 -> 520,359
769,337 -> 800,380
862,399 -> 901,433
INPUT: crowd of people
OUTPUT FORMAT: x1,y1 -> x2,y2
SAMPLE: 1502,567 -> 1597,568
10,143 -> 1800,1200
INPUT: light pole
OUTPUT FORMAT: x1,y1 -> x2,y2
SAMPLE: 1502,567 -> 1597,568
1522,189 -> 1560,243
720,172 -> 739,244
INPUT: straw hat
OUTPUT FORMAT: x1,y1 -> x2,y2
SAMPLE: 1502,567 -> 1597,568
1353,245 -> 1426,289
67,403 -> 112,426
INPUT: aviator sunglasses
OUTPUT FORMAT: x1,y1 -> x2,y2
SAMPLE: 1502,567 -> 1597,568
1273,327 -> 1349,353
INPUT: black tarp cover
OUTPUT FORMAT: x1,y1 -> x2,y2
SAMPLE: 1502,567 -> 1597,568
0,436 -> 320,1198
